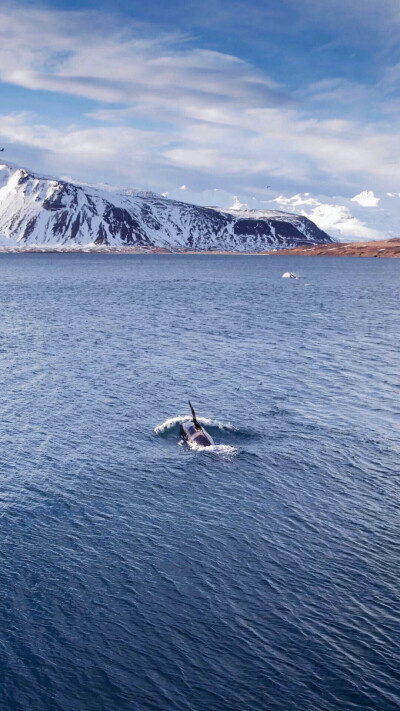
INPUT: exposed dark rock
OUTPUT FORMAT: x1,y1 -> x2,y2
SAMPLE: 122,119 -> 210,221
0,164 -> 334,250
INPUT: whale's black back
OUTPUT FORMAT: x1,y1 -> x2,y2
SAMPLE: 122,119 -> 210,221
180,420 -> 214,447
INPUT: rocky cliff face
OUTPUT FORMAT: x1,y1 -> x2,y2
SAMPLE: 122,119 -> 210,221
0,164 -> 333,250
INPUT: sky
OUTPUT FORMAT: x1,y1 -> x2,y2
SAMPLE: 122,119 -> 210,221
1,0 -> 400,239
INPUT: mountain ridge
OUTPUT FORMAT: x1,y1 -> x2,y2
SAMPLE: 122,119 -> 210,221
0,163 -> 333,251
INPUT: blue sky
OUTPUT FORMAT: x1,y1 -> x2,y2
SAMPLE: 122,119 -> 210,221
1,0 -> 400,204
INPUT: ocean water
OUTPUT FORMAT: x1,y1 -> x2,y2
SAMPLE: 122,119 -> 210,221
0,254 -> 399,711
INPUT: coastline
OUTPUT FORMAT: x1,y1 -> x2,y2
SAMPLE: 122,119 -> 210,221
0,238 -> 399,256
263,238 -> 400,258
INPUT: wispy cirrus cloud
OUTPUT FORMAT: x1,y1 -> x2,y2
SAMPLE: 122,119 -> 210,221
0,6 -> 282,108
0,3 -> 400,199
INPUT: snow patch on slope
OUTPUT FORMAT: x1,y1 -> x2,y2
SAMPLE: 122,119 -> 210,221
0,163 -> 332,250
163,183 -> 398,243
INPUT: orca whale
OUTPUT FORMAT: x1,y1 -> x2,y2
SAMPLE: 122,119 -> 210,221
180,401 -> 215,447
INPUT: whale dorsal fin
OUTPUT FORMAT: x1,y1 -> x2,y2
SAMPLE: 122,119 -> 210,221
189,400 -> 202,430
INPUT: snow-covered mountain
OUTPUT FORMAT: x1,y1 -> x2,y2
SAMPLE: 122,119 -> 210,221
160,186 -> 400,243
0,164 -> 332,250
272,191 -> 400,242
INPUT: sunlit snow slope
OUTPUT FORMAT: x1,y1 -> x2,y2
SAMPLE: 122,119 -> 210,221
0,164 -> 332,250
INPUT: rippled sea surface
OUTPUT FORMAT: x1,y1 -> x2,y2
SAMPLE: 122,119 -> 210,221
0,254 -> 399,711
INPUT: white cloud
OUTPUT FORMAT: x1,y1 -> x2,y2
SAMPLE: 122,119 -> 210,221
152,185 -> 398,242
351,190 -> 380,207
0,111 -> 173,190
0,3 -> 400,204
230,196 -> 246,210
271,192 -> 399,241
274,195 -> 362,240
0,6 -> 279,109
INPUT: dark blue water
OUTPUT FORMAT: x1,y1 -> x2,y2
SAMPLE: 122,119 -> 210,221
0,254 -> 399,711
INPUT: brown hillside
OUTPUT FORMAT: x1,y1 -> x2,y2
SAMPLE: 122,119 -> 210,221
264,238 -> 400,258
